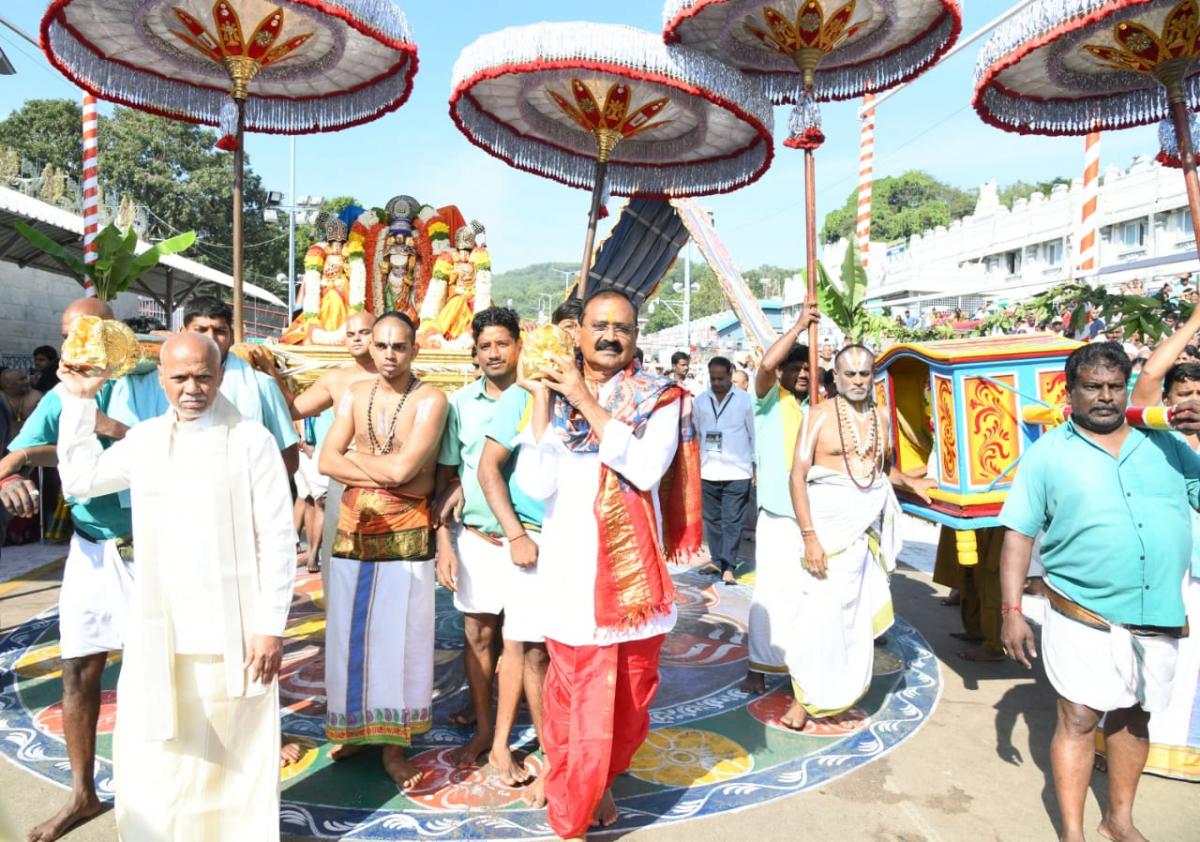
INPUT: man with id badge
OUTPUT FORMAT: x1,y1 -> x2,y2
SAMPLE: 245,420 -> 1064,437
694,356 -> 755,584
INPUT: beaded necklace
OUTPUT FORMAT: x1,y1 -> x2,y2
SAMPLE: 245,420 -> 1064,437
366,374 -> 420,455
835,395 -> 882,490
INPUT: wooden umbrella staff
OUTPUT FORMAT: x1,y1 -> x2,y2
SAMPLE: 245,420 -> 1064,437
1157,61 -> 1200,263
578,129 -> 622,300
225,58 -> 258,343
786,48 -> 826,403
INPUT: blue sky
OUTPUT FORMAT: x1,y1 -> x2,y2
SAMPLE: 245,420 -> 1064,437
0,2 -> 1161,271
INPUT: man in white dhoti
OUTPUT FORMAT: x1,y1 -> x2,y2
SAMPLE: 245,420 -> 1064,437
1,298 -> 148,842
786,345 -> 933,731
1000,342 -> 1200,842
741,308 -> 818,695
55,333 -> 296,841
318,312 -> 448,789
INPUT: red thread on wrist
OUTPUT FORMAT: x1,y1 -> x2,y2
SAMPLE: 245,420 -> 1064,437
1001,603 -> 1023,616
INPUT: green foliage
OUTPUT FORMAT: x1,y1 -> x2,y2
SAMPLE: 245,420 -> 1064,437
996,178 -> 1072,210
821,171 -> 975,244
0,99 -> 86,182
0,100 -> 289,296
1000,282 -> 1189,343
489,262 -> 579,319
15,220 -> 195,301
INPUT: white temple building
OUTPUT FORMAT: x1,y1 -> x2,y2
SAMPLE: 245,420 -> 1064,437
804,155 -> 1197,318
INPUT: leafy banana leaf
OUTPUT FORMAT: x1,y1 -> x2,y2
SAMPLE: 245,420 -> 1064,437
13,221 -> 88,281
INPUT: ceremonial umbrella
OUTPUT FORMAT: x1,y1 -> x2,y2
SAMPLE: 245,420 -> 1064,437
449,21 -> 775,299
663,0 -> 961,396
974,0 -> 1200,265
41,0 -> 418,341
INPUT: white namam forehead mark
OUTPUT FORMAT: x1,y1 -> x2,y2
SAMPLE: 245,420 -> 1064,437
836,347 -> 875,371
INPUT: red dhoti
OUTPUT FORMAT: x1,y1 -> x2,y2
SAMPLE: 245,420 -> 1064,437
542,634 -> 664,839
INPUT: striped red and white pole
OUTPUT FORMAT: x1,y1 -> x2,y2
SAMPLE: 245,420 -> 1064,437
1077,131 -> 1100,279
81,93 -> 99,297
856,93 -> 875,270
1021,403 -> 1175,430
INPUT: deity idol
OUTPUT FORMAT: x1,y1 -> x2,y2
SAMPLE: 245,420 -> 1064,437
379,195 -> 420,322
283,215 -> 366,345
420,222 -> 492,347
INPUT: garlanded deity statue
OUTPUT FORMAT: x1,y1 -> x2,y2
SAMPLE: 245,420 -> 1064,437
418,221 -> 493,349
379,195 -> 420,321
283,214 -> 366,345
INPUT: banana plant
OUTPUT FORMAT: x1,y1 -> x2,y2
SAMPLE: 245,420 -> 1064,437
15,220 -> 196,302
814,243 -> 880,343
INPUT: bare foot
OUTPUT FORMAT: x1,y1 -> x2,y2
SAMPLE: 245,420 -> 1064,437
941,589 -> 961,606
721,570 -> 737,585
27,792 -> 103,841
522,775 -> 546,808
957,647 -> 1006,663
1097,818 -> 1147,842
280,739 -> 306,767
448,729 -> 493,768
779,699 -> 809,732
329,743 -> 363,762
382,745 -> 424,790
738,670 -> 765,695
699,563 -> 720,576
305,554 -> 320,574
591,788 -> 618,828
489,745 -> 532,786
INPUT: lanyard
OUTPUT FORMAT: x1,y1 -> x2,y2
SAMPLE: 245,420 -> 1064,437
710,392 -> 733,424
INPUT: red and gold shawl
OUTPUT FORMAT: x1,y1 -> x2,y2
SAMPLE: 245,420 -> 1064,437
550,363 -> 703,630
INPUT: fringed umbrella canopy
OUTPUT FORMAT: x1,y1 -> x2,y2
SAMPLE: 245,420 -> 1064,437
449,21 -> 775,199
662,0 -> 961,104
41,0 -> 418,134
974,0 -> 1200,281
974,0 -> 1200,137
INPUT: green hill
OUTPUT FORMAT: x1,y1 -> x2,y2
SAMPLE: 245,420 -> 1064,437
489,262 -> 578,319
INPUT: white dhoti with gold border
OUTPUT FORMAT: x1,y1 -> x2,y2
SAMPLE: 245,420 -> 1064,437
785,469 -> 899,717
114,653 -> 280,842
747,509 -> 804,675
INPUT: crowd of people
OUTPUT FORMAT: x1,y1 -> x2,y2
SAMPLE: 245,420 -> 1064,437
1,281 -> 1199,842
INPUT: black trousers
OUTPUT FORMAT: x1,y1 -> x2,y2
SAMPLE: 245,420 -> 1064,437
701,478 -> 752,572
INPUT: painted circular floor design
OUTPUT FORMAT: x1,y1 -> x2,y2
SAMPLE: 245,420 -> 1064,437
0,564 -> 940,839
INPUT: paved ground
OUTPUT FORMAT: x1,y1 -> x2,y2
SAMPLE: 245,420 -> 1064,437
2,524 -> 1198,842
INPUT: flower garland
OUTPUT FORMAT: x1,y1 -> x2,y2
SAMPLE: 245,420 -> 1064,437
301,243 -> 325,323
345,237 -> 367,315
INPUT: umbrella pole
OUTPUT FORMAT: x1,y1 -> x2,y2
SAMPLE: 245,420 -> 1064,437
578,158 -> 609,301
1168,94 -> 1200,262
804,146 -> 820,404
232,96 -> 246,344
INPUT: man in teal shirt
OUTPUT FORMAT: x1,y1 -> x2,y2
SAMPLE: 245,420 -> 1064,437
434,306 -> 537,781
999,342 -> 1200,842
0,297 -> 150,842
742,308 -> 818,694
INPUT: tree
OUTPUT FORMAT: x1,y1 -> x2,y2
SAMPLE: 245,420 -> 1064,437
0,100 -> 289,297
822,171 -> 975,244
0,99 -> 85,182
996,178 -> 1072,209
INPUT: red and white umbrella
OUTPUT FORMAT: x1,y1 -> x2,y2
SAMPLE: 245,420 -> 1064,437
450,21 -> 775,297
41,0 -> 419,339
974,0 -> 1200,263
662,0 -> 961,395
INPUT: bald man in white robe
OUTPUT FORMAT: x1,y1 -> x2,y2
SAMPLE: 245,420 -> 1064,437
55,334 -> 295,841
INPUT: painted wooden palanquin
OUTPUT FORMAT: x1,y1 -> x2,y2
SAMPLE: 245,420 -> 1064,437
874,334 -> 1082,564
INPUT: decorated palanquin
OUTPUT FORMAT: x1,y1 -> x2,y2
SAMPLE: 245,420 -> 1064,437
274,194 -> 493,393
874,334 -> 1082,565
281,197 -> 492,351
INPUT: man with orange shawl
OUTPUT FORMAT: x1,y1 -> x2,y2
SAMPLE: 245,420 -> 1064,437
515,289 -> 701,840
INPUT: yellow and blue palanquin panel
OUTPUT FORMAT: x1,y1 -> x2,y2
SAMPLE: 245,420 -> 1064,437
875,335 -> 1081,547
